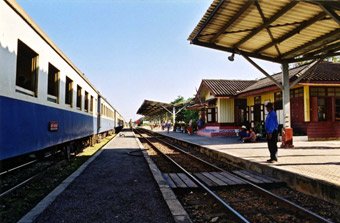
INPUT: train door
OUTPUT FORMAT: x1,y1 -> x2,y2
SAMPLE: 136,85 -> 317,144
97,96 -> 101,133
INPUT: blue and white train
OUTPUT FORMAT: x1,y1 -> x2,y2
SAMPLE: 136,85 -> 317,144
0,0 -> 124,161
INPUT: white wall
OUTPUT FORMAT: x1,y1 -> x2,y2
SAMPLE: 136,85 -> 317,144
0,1 -> 98,117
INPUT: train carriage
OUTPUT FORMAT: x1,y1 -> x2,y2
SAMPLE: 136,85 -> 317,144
0,0 -> 122,161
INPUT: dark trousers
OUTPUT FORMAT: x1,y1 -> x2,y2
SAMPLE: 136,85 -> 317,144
267,130 -> 278,160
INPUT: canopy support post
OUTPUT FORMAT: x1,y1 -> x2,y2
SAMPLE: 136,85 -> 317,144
173,107 -> 176,126
281,62 -> 294,148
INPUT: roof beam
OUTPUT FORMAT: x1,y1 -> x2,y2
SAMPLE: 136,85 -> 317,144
242,55 -> 283,90
254,1 -> 281,56
255,11 -> 327,54
191,39 -> 281,63
302,41 -> 340,59
317,2 -> 340,25
286,51 -> 340,63
234,1 -> 298,48
290,59 -> 323,88
191,0 -> 226,42
209,1 -> 253,43
281,29 -> 340,59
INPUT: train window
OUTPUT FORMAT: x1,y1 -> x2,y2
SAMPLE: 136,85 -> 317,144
76,85 -> 82,109
65,76 -> 73,106
90,96 -> 94,113
16,40 -> 39,96
47,63 -> 59,103
84,91 -> 89,112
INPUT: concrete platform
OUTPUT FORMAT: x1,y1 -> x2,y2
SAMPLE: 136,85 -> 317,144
19,130 -> 190,223
154,128 -> 340,205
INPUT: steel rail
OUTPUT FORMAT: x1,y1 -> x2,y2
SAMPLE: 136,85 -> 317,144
135,129 -> 250,223
140,128 -> 334,223
0,156 -> 63,198
0,160 -> 37,176
0,173 -> 40,198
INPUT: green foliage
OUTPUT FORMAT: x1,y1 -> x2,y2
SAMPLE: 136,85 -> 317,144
172,95 -> 198,124
183,109 -> 198,123
171,95 -> 185,105
327,56 -> 340,63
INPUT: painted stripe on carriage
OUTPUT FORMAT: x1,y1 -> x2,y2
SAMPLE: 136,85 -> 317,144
0,96 -> 114,160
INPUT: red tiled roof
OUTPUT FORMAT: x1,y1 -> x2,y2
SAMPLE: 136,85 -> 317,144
298,62 -> 340,83
201,79 -> 257,96
241,62 -> 340,93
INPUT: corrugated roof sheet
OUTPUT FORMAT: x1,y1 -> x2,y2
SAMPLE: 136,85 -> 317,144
136,100 -> 172,116
202,79 -> 257,96
188,0 -> 340,63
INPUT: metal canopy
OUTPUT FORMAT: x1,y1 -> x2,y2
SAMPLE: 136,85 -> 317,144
188,0 -> 339,147
188,0 -> 340,63
137,99 -> 192,125
136,100 -> 173,117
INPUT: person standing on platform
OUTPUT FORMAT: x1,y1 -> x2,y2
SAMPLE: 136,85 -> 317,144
166,121 -> 171,133
129,119 -> 133,130
187,119 -> 193,135
265,102 -> 279,163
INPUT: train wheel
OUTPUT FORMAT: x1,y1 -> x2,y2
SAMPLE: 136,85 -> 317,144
64,145 -> 71,161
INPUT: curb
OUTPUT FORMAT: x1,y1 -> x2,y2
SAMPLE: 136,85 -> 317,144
133,132 -> 192,223
18,134 -> 119,223
157,132 -> 340,206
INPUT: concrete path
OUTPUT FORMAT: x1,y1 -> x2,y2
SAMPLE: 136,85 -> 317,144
32,130 -> 174,223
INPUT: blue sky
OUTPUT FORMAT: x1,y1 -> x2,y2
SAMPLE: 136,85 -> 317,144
17,0 -> 280,121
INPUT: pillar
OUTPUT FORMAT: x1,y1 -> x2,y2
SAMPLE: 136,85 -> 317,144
281,62 -> 294,148
172,106 -> 176,125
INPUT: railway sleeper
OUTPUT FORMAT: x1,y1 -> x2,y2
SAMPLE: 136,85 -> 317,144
163,171 -> 283,189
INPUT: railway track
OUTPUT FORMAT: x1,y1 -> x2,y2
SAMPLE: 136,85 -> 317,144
135,128 -> 335,223
0,152 -> 65,198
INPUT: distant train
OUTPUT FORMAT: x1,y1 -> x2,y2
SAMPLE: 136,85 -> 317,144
0,0 -> 124,161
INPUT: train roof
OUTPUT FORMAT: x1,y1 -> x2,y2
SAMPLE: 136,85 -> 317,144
5,0 -> 99,94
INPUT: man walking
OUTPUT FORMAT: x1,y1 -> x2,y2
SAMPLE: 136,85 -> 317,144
265,102 -> 279,163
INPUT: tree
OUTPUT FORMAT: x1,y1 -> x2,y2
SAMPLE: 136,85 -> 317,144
171,96 -> 198,124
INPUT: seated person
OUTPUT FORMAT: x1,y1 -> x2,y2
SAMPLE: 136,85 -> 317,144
243,127 -> 257,143
239,126 -> 249,140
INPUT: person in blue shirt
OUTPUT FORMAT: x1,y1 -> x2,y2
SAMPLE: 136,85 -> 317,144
239,125 -> 249,141
265,102 -> 279,163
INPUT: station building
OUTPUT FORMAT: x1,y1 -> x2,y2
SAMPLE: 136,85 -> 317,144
192,62 -> 340,140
